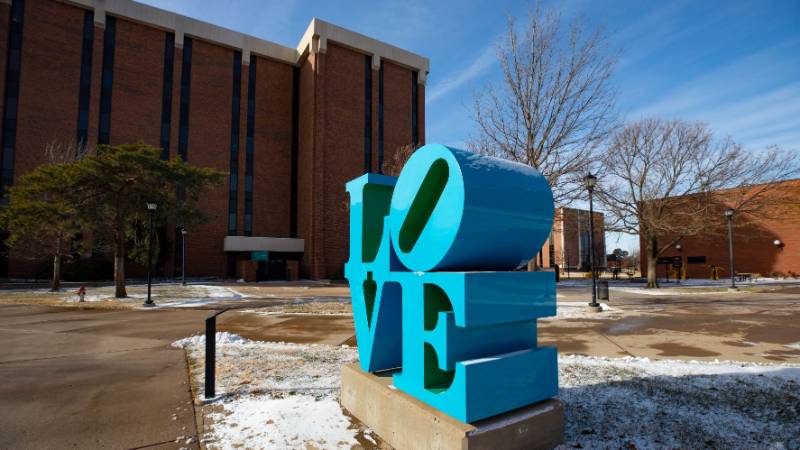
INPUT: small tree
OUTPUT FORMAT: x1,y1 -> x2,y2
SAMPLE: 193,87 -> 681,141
72,143 -> 224,297
597,118 -> 797,288
470,3 -> 618,205
1,164 -> 84,291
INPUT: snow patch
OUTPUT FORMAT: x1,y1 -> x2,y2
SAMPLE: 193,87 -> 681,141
171,337 -> 800,449
543,302 -> 621,320
171,332 -> 252,349
204,394 -> 358,450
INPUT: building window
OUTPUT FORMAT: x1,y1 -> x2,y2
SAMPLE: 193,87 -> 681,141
98,16 -> 116,145
178,37 -> 192,161
290,67 -> 299,238
244,57 -> 256,236
228,51 -> 242,236
364,55 -> 372,173
411,70 -> 418,146
76,10 -> 93,151
377,60 -> 384,173
159,33 -> 175,159
1,0 -> 25,199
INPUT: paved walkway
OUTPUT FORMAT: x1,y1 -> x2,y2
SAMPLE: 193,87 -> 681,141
0,304 -> 207,449
543,284 -> 800,363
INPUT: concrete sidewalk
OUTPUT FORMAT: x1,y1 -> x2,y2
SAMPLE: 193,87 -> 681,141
0,304 -> 208,449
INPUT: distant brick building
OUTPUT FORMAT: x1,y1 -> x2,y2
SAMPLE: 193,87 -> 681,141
640,179 -> 800,280
535,207 -> 606,272
0,0 -> 428,280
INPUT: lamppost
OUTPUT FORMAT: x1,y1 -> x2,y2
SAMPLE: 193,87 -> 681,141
724,208 -> 737,291
181,227 -> 187,286
773,239 -> 783,251
675,243 -> 682,285
144,202 -> 158,307
584,173 -> 599,309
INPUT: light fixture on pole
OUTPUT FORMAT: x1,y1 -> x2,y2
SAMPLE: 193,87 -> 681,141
144,202 -> 158,307
675,243 -> 682,285
773,239 -> 784,251
181,228 -> 188,286
724,208 -> 737,291
584,173 -> 599,310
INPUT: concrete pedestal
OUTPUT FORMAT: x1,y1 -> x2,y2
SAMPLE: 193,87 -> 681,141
340,364 -> 564,450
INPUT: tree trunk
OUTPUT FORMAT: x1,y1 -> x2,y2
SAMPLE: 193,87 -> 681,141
646,235 -> 659,289
114,241 -> 127,298
51,254 -> 61,292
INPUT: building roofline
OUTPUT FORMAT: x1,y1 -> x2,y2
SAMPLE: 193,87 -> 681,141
58,0 -> 430,82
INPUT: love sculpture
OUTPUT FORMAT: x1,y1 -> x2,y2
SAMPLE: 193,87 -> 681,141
345,143 -> 557,423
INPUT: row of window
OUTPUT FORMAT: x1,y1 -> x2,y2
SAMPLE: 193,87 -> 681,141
244,58 -> 257,236
177,38 -> 192,162
1,4 -> 418,237
227,51 -> 242,235
98,16 -> 116,145
365,59 -> 420,174
159,33 -> 175,159
76,10 -> 93,149
1,0 -> 25,199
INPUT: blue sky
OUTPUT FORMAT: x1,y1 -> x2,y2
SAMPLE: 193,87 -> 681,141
141,0 -> 799,251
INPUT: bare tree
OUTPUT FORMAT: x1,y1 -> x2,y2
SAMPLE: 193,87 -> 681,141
470,4 -> 618,205
596,118 -> 798,288
382,143 -> 420,177
45,138 -> 88,164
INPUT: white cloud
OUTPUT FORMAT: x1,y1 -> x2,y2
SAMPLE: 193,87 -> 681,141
426,44 -> 497,104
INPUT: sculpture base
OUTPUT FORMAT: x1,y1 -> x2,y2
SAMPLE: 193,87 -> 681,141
340,364 -> 564,450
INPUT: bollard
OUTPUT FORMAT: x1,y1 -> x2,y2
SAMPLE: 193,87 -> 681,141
204,308 -> 229,399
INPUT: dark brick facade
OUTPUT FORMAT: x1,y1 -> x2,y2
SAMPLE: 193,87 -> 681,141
0,0 -> 427,280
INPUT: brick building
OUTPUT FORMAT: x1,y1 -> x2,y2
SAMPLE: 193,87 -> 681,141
0,0 -> 428,280
535,207 -> 606,272
640,179 -> 800,280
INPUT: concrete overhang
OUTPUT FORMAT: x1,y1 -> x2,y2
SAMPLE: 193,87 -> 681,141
224,236 -> 304,253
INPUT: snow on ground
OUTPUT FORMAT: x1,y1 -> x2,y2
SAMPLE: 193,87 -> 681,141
559,355 -> 800,449
174,333 -> 361,450
173,334 -> 800,450
54,284 -> 250,306
609,286 -> 735,296
540,302 -> 621,321
205,395 -> 358,450
609,278 -> 800,296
